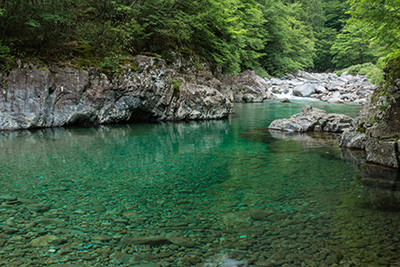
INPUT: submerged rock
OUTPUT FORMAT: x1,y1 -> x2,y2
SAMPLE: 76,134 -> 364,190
268,105 -> 353,133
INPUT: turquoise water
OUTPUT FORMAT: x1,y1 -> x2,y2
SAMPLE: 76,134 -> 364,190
0,100 -> 399,266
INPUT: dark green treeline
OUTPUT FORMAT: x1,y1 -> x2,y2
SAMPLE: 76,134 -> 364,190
0,0 -> 398,76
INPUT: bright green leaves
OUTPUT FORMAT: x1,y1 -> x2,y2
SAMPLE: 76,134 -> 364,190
347,0 -> 400,62
3,0 -> 394,76
331,23 -> 379,68
260,0 -> 315,76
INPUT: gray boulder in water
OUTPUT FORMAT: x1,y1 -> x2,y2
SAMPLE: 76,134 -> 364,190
293,83 -> 316,97
268,105 -> 353,133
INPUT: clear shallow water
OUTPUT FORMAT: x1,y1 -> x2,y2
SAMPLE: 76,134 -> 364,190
0,100 -> 399,266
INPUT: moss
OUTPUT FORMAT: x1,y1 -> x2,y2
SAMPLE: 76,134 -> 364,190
130,63 -> 139,72
379,134 -> 400,141
357,121 -> 366,133
143,52 -> 162,58
171,78 -> 182,98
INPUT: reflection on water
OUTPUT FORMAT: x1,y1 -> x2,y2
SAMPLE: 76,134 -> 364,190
0,100 -> 399,266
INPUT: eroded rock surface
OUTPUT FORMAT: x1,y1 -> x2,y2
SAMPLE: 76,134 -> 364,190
340,59 -> 400,169
0,56 -> 233,131
268,105 -> 353,133
220,70 -> 271,103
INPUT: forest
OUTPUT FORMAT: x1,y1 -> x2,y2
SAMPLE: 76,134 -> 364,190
0,0 -> 399,77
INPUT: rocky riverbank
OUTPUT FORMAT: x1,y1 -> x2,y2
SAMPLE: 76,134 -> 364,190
0,56 -> 235,131
265,71 -> 375,104
340,58 -> 400,169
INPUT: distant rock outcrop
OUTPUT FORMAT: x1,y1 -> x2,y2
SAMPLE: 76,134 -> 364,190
265,70 -> 375,104
268,105 -> 353,133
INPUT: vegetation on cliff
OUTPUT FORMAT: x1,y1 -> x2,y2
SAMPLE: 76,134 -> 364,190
0,0 -> 398,76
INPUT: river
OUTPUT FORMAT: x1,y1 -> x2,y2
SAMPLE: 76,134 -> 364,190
0,100 -> 399,266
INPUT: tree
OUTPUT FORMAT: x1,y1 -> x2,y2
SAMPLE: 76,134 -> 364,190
259,0 -> 315,76
347,0 -> 400,61
331,23 -> 379,68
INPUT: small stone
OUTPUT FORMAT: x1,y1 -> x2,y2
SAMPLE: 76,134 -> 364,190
3,226 -> 19,234
250,210 -> 271,220
29,235 -> 58,247
18,198 -> 39,204
58,246 -> 72,255
27,203 -> 51,213
73,209 -> 85,214
48,248 -> 56,253
326,254 -> 341,265
122,236 -> 172,246
93,235 -> 113,242
92,205 -> 106,213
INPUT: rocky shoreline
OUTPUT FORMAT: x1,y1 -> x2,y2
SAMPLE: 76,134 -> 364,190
265,71 -> 375,104
0,56 -> 233,131
0,56 -> 374,132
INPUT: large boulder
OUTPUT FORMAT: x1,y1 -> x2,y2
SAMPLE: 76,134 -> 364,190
340,129 -> 366,149
293,83 -> 316,97
221,70 -> 270,102
268,105 -> 353,133
0,56 -> 233,131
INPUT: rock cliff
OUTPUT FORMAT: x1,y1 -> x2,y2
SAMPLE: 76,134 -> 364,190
340,58 -> 400,169
0,56 -> 234,131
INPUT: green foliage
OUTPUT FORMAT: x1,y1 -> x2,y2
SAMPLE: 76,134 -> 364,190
335,62 -> 383,85
347,0 -> 400,63
3,0 -> 394,77
171,78 -> 182,98
260,0 -> 315,76
331,24 -> 379,68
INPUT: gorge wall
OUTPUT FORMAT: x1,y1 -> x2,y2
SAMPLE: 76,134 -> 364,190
340,58 -> 400,169
0,56 -> 275,131
0,56 -> 233,131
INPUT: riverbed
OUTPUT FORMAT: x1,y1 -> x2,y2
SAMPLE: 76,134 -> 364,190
1,100 -> 399,266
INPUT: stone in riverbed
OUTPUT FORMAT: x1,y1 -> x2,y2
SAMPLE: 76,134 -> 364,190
293,84 -> 316,97
268,105 -> 353,133
249,210 -> 271,221
29,235 -> 59,246
27,203 -> 51,213
121,236 -> 172,246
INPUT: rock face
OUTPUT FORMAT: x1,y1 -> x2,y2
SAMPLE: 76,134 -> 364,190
220,70 -> 271,103
265,70 -> 374,104
268,105 -> 353,133
340,59 -> 400,168
0,56 -> 233,131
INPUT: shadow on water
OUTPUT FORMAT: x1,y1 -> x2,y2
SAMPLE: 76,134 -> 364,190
242,126 -> 400,213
